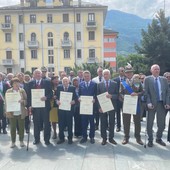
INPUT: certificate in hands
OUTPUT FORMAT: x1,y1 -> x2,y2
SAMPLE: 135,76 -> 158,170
123,95 -> 138,115
6,92 -> 21,112
80,96 -> 93,115
59,91 -> 73,111
97,92 -> 114,113
31,89 -> 45,108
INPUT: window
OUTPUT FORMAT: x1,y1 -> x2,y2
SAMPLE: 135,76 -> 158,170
64,50 -> 70,59
7,68 -> 12,74
63,32 -> 69,41
19,33 -> 24,42
77,32 -> 81,41
47,14 -> 52,23
30,14 -> 36,23
64,67 -> 71,74
19,15 -> 23,24
63,14 -> 69,22
89,49 -> 95,58
48,67 -> 55,72
48,50 -> 54,64
77,49 -> 82,59
88,13 -> 95,21
89,31 -> 95,40
48,32 -> 53,46
76,13 -> 81,22
5,15 -> 11,23
5,33 -> 11,42
31,33 -> 36,41
20,51 -> 24,59
31,67 -> 37,73
21,68 -> 25,73
31,50 -> 37,59
6,51 -> 12,59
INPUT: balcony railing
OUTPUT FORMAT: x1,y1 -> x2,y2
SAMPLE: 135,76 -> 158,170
86,21 -> 97,29
61,39 -> 72,48
1,23 -> 13,31
27,41 -> 39,48
2,59 -> 14,66
87,57 -> 99,63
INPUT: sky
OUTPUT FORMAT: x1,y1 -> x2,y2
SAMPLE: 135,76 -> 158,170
0,0 -> 169,19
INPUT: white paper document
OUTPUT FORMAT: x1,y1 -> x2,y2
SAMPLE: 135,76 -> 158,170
123,95 -> 138,115
97,92 -> 114,113
80,96 -> 93,115
31,89 -> 45,108
59,91 -> 73,111
6,92 -> 21,112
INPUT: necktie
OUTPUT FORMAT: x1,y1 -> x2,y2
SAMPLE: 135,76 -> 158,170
155,78 -> 160,101
36,80 -> 39,86
64,87 -> 68,92
106,81 -> 108,91
99,77 -> 102,82
86,82 -> 88,88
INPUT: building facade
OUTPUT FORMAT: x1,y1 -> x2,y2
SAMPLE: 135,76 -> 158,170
104,28 -> 118,71
0,0 -> 107,74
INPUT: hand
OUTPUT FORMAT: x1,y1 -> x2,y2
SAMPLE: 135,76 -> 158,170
28,107 -> 32,113
164,105 -> 170,109
106,93 -> 112,99
56,100 -> 61,105
78,98 -> 81,102
92,99 -> 95,103
99,108 -> 103,113
70,100 -> 75,105
41,96 -> 47,101
18,99 -> 24,103
131,92 -> 138,96
147,103 -> 154,109
53,95 -> 57,100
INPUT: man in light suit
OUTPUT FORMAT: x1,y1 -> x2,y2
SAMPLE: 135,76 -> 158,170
97,69 -> 118,145
145,64 -> 170,147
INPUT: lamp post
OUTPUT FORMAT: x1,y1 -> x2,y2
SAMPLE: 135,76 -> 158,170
40,21 -> 44,66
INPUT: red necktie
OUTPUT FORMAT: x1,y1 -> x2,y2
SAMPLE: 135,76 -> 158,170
106,81 -> 108,91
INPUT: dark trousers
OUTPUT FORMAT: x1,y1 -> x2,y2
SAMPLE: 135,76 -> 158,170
168,115 -> 170,142
58,110 -> 73,140
147,102 -> 166,141
94,103 -> 99,128
81,115 -> 95,139
25,115 -> 30,131
0,102 -> 6,131
116,100 -> 122,128
33,108 -> 51,142
123,113 -> 141,140
100,110 -> 115,140
74,105 -> 82,136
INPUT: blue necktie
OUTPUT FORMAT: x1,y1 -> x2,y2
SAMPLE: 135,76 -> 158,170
155,78 -> 160,101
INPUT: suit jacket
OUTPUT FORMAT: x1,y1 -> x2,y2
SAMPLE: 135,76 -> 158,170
97,80 -> 118,110
92,76 -> 104,84
27,79 -> 53,110
0,81 -> 10,103
56,84 -> 77,112
144,76 -> 169,106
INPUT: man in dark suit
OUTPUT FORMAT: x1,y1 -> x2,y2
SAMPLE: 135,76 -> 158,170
28,69 -> 53,145
97,69 -> 118,145
0,72 -> 10,134
145,64 -> 170,147
56,77 -> 77,144
113,67 -> 125,132
79,70 -> 97,144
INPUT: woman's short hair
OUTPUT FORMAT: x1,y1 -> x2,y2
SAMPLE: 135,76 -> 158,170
10,77 -> 20,86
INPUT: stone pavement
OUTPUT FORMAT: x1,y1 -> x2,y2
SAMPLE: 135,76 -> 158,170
0,116 -> 170,170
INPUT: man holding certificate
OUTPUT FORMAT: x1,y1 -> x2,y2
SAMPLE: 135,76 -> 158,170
120,64 -> 144,145
97,69 -> 118,145
56,77 -> 77,144
28,69 -> 53,145
79,71 -> 97,144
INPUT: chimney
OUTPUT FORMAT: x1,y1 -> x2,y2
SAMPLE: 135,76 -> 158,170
20,0 -> 24,7
78,0 -> 81,6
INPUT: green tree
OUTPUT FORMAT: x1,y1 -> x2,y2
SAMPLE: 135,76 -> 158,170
135,10 -> 170,74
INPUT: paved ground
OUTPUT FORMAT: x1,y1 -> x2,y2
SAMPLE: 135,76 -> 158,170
0,116 -> 170,170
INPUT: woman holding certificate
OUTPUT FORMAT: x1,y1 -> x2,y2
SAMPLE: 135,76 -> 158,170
5,77 -> 27,148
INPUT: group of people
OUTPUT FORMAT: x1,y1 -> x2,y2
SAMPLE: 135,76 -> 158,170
0,63 -> 170,149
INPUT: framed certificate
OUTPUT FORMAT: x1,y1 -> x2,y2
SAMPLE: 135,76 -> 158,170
80,96 -> 93,115
31,89 -> 45,108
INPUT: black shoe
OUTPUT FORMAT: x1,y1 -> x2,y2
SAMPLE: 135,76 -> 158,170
68,139 -> 73,144
33,140 -> 40,145
90,138 -> 95,144
109,139 -> 117,145
80,138 -> 87,144
95,126 -> 99,131
26,130 -> 29,134
101,139 -> 107,145
116,128 -> 120,132
57,139 -> 65,144
3,129 -> 7,134
136,139 -> 144,145
45,141 -> 51,145
148,141 -> 153,147
156,139 -> 166,146
122,139 -> 129,145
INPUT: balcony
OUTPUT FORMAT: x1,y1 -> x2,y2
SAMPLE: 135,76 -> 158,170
2,59 -> 14,66
61,40 -> 72,48
86,21 -> 97,29
27,41 -> 39,49
87,57 -> 99,63
1,23 -> 13,31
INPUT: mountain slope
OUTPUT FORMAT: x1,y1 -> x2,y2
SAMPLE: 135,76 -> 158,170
105,10 -> 152,55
